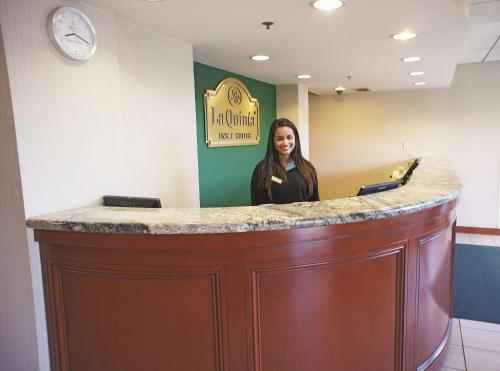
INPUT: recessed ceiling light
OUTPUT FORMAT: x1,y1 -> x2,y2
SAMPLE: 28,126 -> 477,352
296,74 -> 311,79
409,71 -> 424,76
402,56 -> 421,63
251,55 -> 270,61
392,32 -> 417,40
413,82 -> 426,86
312,0 -> 345,11
334,86 -> 346,91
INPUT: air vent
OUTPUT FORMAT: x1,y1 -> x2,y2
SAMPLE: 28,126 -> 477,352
355,88 -> 371,92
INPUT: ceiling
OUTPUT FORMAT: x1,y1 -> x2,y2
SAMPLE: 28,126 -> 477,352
459,0 -> 500,64
86,0 -> 469,95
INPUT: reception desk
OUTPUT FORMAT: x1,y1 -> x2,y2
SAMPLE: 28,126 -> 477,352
27,158 -> 461,371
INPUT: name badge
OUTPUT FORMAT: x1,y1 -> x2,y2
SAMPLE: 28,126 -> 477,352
271,176 -> 282,184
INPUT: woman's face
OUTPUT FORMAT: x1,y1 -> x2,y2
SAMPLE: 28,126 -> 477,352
273,126 -> 295,158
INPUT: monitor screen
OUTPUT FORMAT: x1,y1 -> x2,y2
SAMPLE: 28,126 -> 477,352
356,180 -> 401,196
400,158 -> 421,185
103,195 -> 161,208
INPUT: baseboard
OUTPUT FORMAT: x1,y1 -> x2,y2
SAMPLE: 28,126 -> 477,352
456,226 -> 500,235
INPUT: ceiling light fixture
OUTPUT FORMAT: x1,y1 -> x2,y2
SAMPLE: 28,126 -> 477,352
261,21 -> 274,30
409,71 -> 424,76
251,55 -> 270,61
296,74 -> 311,79
334,86 -> 346,96
312,0 -> 345,11
413,82 -> 426,86
392,32 -> 417,40
402,56 -> 421,63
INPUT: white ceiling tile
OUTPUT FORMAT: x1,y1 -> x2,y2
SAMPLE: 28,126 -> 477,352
463,35 -> 499,49
459,48 -> 490,59
485,55 -> 500,61
469,1 -> 500,23
458,58 -> 483,64
466,20 -> 500,38
485,39 -> 500,57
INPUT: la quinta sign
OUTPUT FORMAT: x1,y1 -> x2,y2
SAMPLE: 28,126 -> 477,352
204,78 -> 260,147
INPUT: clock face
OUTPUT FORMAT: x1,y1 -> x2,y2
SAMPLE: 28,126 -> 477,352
47,7 -> 97,61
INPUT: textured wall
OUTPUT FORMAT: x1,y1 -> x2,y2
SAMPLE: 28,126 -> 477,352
310,62 -> 500,228
0,24 -> 39,371
0,1 -> 200,369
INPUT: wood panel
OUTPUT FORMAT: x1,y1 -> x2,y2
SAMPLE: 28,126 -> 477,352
250,248 -> 404,371
415,227 -> 454,369
44,262 -> 226,371
36,200 -> 458,371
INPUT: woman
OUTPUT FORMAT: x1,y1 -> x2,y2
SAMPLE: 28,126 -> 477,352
251,118 -> 319,205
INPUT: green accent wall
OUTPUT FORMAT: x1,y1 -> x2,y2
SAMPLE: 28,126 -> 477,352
194,62 -> 276,207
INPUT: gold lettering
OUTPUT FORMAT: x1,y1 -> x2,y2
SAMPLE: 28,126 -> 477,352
225,109 -> 232,128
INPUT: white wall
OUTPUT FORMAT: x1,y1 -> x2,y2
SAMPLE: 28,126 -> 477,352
298,84 -> 310,159
0,24 -> 39,371
0,1 -> 199,370
277,84 -> 310,158
310,62 -> 500,229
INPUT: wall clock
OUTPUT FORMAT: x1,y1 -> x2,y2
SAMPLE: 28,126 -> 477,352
47,6 -> 97,61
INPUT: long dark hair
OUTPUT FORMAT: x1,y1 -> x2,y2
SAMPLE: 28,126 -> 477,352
256,118 -> 317,201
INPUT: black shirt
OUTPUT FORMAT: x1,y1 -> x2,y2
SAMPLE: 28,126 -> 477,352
251,166 -> 319,205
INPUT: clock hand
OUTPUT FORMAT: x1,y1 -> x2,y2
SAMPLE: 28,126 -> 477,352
65,33 -> 90,45
74,33 -> 90,45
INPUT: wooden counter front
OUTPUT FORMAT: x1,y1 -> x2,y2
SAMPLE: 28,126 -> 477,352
36,200 -> 456,371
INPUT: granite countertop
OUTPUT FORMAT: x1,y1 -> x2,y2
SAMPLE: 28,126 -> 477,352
26,157 -> 461,235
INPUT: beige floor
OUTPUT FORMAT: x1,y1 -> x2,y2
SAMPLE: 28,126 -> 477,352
441,318 -> 500,371
456,233 -> 500,247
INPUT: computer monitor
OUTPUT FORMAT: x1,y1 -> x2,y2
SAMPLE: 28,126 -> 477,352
356,180 -> 401,196
103,195 -> 162,208
400,158 -> 421,185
